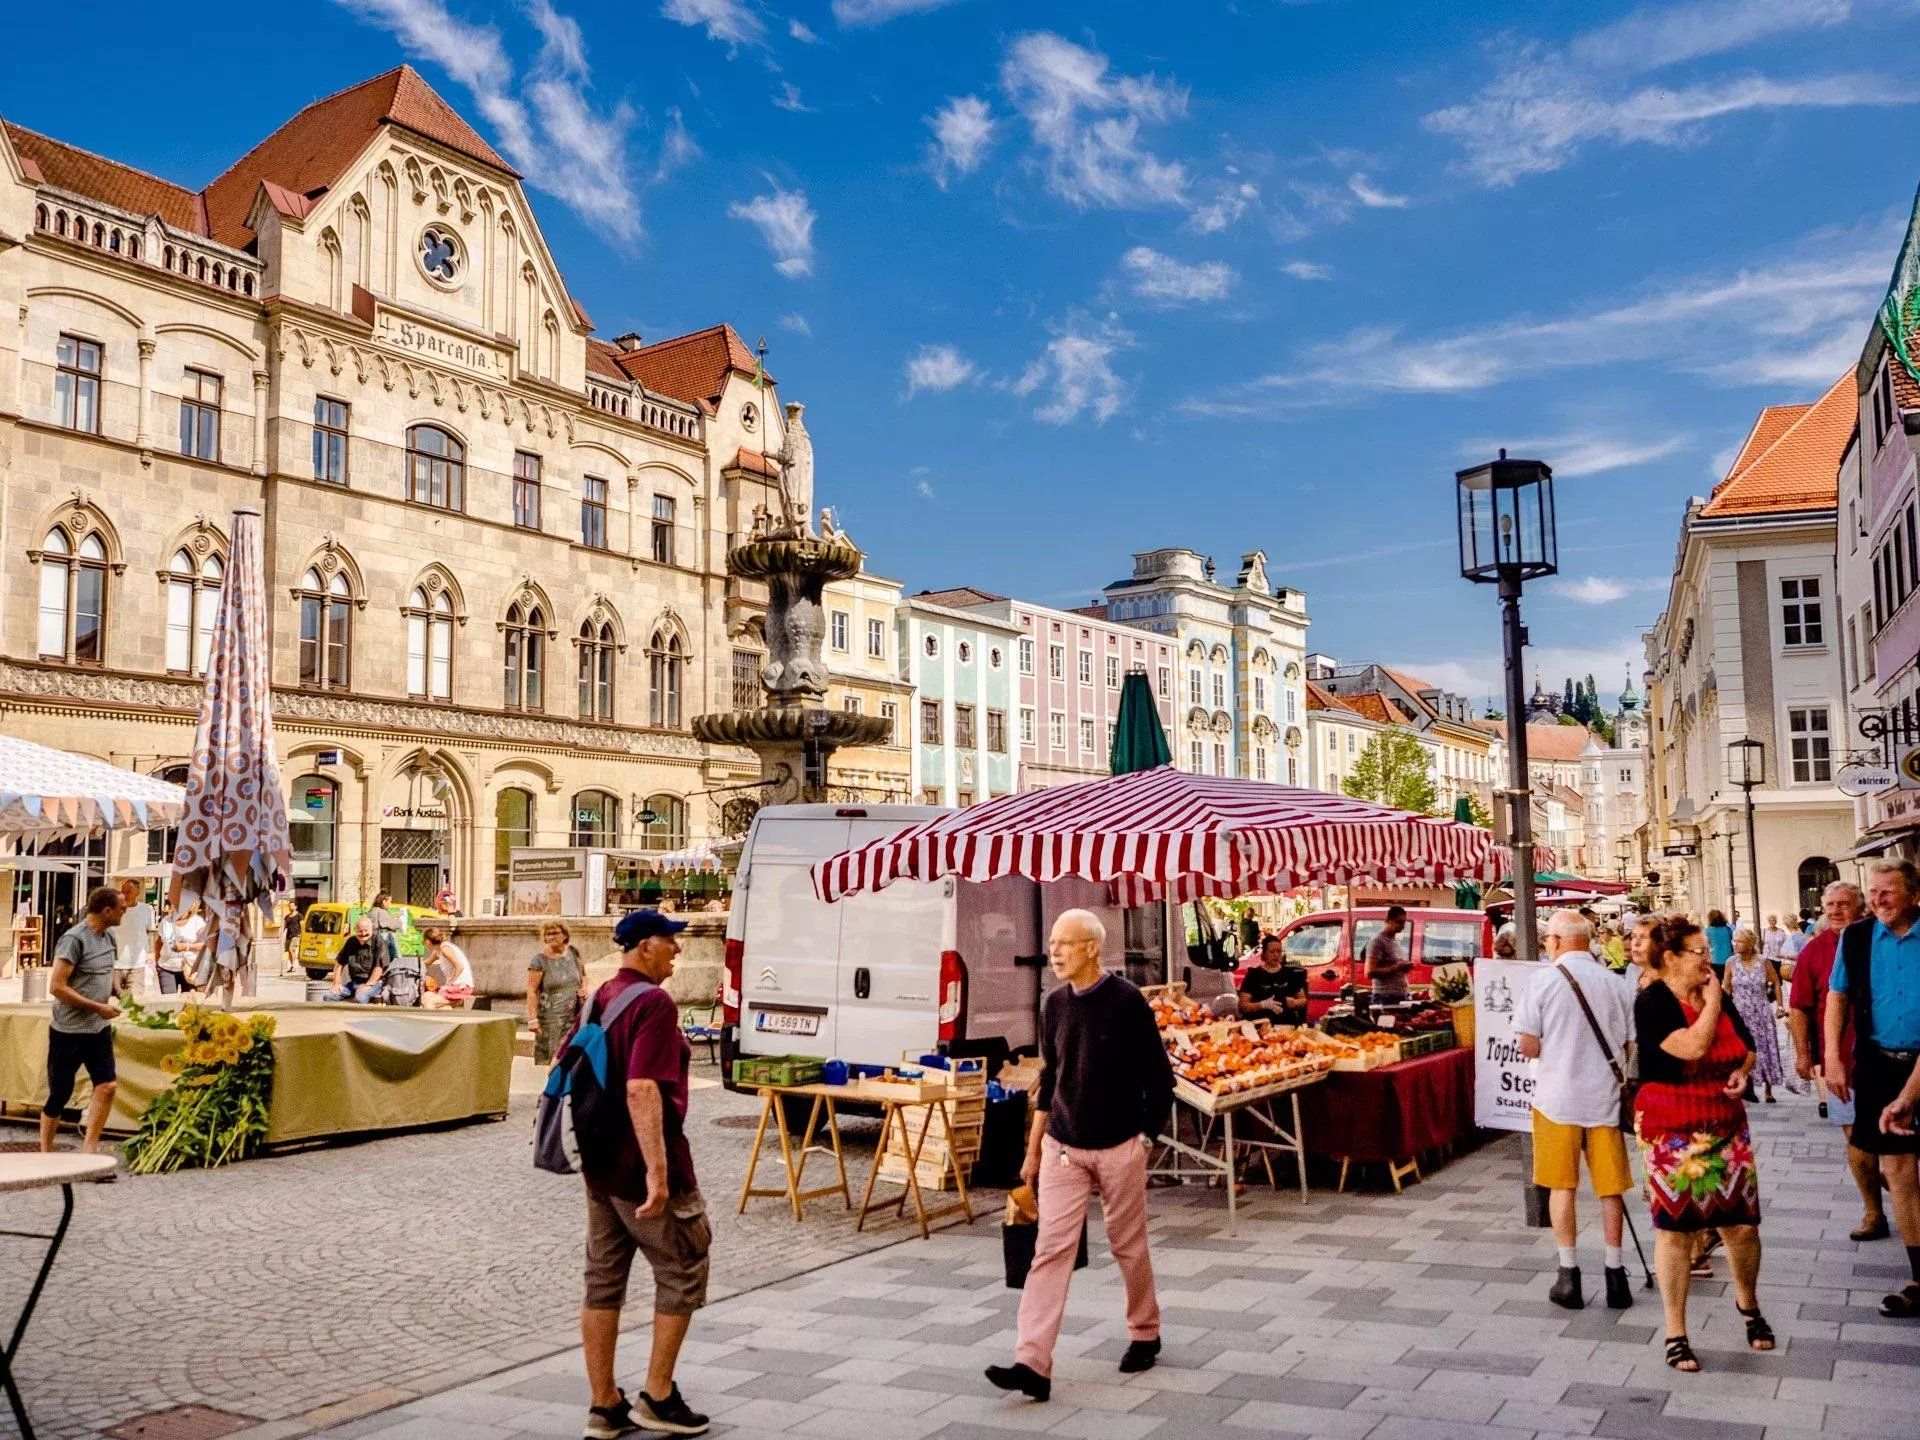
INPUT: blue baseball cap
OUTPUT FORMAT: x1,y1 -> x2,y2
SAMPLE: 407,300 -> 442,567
614,907 -> 687,949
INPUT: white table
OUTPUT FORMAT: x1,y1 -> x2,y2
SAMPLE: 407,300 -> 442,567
0,1152 -> 114,1439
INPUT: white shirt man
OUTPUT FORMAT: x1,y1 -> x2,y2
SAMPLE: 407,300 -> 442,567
1513,910 -> 1637,1312
110,882 -> 155,997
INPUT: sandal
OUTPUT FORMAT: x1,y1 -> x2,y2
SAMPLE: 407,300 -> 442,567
1665,1335 -> 1700,1372
1737,1304 -> 1775,1351
1881,1283 -> 1920,1319
1689,1236 -> 1720,1278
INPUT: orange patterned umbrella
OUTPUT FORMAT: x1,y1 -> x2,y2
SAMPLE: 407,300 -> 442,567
170,506 -> 292,984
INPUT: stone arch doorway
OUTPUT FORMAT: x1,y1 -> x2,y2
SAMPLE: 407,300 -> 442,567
1797,856 -> 1839,917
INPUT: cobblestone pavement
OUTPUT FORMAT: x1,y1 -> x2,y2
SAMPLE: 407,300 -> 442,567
301,1092 -> 1920,1440
0,1058 -> 944,1440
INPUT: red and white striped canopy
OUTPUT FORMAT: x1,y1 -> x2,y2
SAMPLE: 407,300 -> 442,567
811,765 -> 1554,905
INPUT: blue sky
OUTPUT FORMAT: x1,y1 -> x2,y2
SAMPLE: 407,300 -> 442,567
7,0 -> 1913,707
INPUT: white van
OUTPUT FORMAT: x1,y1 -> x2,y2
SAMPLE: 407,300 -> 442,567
721,803 -> 1163,1085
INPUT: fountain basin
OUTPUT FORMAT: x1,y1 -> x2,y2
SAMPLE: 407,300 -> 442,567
728,535 -> 866,583
692,708 -> 892,749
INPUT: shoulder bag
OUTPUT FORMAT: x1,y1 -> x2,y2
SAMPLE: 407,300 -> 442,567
1557,963 -> 1638,1132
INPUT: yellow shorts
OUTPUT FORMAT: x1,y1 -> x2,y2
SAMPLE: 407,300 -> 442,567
1531,1111 -> 1632,1197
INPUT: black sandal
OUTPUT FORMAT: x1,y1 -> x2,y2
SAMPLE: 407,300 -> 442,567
1881,1283 -> 1920,1318
1737,1304 -> 1775,1351
1665,1335 -> 1700,1372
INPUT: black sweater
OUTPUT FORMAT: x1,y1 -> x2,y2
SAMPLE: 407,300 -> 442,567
1035,972 -> 1175,1149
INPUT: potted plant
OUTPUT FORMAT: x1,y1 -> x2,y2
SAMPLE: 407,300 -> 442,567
1431,966 -> 1472,1048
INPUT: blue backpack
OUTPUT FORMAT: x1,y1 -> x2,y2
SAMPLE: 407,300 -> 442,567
534,978 -> 653,1176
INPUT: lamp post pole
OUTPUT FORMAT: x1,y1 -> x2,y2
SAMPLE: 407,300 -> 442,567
1500,573 -> 1538,964
1721,819 -> 1738,920
1741,779 -> 1761,930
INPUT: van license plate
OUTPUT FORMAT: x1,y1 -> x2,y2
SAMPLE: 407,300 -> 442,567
754,1010 -> 820,1036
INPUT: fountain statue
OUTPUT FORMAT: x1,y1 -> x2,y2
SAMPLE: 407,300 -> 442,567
692,400 -> 890,807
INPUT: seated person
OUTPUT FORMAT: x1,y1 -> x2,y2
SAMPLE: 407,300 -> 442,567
420,926 -> 474,1009
1239,934 -> 1308,1024
323,918 -> 385,1003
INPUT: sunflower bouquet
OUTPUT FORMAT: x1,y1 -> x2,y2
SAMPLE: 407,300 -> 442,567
122,1006 -> 277,1174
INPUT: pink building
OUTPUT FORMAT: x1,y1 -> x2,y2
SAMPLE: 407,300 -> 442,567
916,589 -> 1178,790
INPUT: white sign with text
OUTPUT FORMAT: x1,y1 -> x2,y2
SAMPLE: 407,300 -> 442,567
1474,958 -> 1541,1133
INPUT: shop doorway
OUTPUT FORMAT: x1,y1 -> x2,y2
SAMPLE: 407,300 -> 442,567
1798,856 -> 1839,916
381,826 -> 447,907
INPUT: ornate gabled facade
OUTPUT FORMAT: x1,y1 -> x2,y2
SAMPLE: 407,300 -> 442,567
0,66 -> 808,912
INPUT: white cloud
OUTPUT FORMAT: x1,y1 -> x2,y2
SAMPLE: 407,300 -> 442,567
336,0 -> 644,242
904,343 -> 978,395
789,17 -> 818,42
1120,245 -> 1237,304
1188,180 -> 1260,234
654,106 -> 700,183
1010,314 -> 1132,425
999,31 -> 1190,210
926,95 -> 996,188
773,82 -> 813,113
834,0 -> 960,25
1282,259 -> 1333,281
729,185 -> 817,277
660,0 -> 765,51
1461,432 -> 1690,477
1348,172 -> 1408,208
1212,227 -> 1887,406
1566,577 -> 1628,604
779,312 -> 812,337
916,479 -> 937,499
1426,0 -> 1911,185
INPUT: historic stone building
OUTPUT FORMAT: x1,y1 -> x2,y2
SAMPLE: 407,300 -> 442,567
0,67 -> 811,912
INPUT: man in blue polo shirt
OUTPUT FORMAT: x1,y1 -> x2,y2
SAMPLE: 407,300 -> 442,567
1827,858 -> 1920,1319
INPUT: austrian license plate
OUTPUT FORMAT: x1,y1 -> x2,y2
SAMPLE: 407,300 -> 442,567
754,1009 -> 821,1037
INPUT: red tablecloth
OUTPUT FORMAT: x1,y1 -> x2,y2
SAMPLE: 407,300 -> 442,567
1299,1047 -> 1474,1162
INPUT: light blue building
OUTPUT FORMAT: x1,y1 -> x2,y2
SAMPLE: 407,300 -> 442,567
900,597 -> 1018,806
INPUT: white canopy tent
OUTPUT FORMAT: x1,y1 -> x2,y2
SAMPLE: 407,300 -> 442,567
0,735 -> 187,916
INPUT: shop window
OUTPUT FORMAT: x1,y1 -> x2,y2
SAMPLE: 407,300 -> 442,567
494,787 -> 535,900
570,789 -> 620,846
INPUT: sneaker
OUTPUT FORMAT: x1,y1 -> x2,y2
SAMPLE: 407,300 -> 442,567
984,1361 -> 1052,1402
1548,1265 -> 1585,1310
1118,1338 -> 1161,1374
634,1384 -> 709,1435
584,1391 -> 637,1440
1604,1265 -> 1633,1310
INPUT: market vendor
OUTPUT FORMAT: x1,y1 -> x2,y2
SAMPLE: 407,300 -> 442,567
1238,935 -> 1308,1023
1364,906 -> 1413,1010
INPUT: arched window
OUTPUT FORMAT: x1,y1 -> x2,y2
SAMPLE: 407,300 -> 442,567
164,546 -> 223,675
1798,856 -> 1840,915
494,786 -> 535,899
570,789 -> 620,847
647,626 -> 685,729
37,527 -> 108,665
405,424 -> 465,510
578,620 -> 615,721
638,794 -> 687,853
405,585 -> 455,701
147,763 -> 190,863
296,566 -> 351,690
503,602 -> 545,711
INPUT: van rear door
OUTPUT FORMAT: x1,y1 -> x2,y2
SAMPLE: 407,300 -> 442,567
738,816 -> 847,1059
833,819 -> 949,1063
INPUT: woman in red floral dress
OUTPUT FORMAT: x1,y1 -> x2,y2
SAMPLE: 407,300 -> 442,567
1634,918 -> 1771,1372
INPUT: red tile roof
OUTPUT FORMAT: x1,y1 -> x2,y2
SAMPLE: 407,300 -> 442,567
1700,373 -> 1851,519
613,324 -> 766,406
1068,602 -> 1110,619
1338,692 -> 1405,725
1306,681 -> 1363,717
915,587 -> 1008,607
584,338 -> 631,381
1723,402 -> 1811,481
4,122 -> 203,233
729,448 -> 780,478
1524,722 -> 1595,762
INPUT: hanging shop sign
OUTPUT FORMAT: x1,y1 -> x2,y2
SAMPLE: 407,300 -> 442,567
1839,762 -> 1900,797
1662,843 -> 1697,858
1898,746 -> 1920,792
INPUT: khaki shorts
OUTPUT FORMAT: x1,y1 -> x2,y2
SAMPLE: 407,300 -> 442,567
584,1189 -> 711,1316
1532,1111 -> 1632,1197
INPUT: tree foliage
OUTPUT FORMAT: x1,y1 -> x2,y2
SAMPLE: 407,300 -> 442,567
1343,731 -> 1440,815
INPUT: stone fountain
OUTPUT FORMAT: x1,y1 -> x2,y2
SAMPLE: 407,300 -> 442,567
692,403 -> 890,807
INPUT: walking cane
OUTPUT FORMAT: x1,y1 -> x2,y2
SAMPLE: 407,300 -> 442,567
1623,1205 -> 1655,1289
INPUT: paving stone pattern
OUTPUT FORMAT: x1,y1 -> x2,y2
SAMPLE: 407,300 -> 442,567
305,1094 -> 1920,1440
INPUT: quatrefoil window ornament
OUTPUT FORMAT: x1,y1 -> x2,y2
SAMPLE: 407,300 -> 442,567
419,226 -> 461,286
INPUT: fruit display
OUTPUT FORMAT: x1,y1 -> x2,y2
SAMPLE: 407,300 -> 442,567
1163,1020 -> 1340,1096
1398,1004 -> 1457,1034
1150,992 -> 1213,1030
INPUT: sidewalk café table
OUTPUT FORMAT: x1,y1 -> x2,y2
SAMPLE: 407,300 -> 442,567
1151,1068 -> 1325,1232
737,1077 -> 975,1239
1,1151 -> 116,1439
1299,1046 -> 1475,1193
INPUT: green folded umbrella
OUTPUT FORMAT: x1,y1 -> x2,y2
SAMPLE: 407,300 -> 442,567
1109,670 -> 1172,775
1452,798 -> 1482,908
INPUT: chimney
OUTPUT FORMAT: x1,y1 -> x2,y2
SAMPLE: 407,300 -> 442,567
613,331 -> 643,352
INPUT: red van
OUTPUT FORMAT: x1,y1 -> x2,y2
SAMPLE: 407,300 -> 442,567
1234,907 -> 1493,1018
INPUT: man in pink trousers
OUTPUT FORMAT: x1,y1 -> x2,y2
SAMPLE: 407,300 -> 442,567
986,909 -> 1173,1402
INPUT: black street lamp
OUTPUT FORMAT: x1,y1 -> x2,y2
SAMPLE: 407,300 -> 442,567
1726,738 -> 1765,928
1457,452 -> 1557,965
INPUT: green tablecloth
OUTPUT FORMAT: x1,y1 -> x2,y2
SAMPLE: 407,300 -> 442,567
0,1002 -> 515,1144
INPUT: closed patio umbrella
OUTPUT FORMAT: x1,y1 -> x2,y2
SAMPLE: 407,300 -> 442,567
1109,670 -> 1172,775
1452,796 -> 1482,909
170,507 -> 292,989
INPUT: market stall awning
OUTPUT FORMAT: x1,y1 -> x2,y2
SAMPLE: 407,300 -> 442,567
0,737 -> 186,838
811,764 -> 1554,904
652,842 -> 726,874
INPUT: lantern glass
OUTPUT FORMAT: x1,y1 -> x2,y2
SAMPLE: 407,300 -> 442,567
1456,456 -> 1557,583
1725,738 -> 1764,788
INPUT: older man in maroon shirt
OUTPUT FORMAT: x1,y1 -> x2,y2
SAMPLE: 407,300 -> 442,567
1789,880 -> 1884,1241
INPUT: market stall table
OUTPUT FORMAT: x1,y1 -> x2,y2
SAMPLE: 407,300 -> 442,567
1153,1069 -> 1325,1230
1299,1046 -> 1475,1192
737,1078 -> 975,1238
0,1151 -> 116,1440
